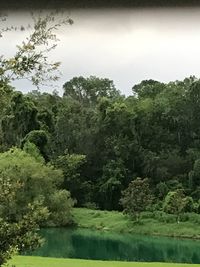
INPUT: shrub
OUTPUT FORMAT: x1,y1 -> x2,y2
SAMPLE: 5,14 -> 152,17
120,177 -> 153,221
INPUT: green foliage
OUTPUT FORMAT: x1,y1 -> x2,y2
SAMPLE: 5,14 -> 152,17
184,196 -> 195,212
21,130 -> 48,159
63,76 -> 120,105
120,178 -> 153,220
52,153 -> 86,205
47,190 -> 75,226
0,13 -> 73,87
163,190 -> 187,222
99,159 -> 126,210
0,146 -> 74,265
73,208 -> 200,238
132,79 -> 166,99
0,13 -> 75,265
0,82 -> 13,118
52,97 -> 97,157
1,92 -> 39,148
0,165 -> 49,265
156,182 -> 169,199
22,130 -> 48,148
1,70 -> 200,218
0,148 -> 74,226
189,158 -> 200,189
3,5 -> 200,225
23,141 -> 45,163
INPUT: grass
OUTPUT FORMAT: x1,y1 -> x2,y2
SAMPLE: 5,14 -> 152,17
9,256 -> 198,267
72,208 -> 200,239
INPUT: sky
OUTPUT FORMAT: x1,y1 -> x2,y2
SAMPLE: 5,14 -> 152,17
1,8 -> 200,96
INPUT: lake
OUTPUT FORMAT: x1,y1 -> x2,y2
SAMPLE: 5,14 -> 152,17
27,228 -> 200,264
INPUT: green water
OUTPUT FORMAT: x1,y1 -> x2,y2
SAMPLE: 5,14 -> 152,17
28,228 -> 200,264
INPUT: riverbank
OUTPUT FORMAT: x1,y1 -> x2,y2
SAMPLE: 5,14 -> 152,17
72,208 -> 200,239
9,256 -> 198,267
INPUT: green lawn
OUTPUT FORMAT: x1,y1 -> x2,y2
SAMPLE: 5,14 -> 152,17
9,256 -> 197,267
72,208 -> 200,239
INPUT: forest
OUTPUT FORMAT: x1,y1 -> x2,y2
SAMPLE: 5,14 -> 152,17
1,75 -> 200,214
1,12 -> 200,267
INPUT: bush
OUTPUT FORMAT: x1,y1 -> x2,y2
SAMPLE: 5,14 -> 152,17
184,196 -> 195,212
179,213 -> 190,222
147,201 -> 163,212
47,190 -> 75,226
180,212 -> 200,223
140,211 -> 154,219
153,211 -> 177,223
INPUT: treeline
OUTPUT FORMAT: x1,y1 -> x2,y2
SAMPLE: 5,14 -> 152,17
0,75 -> 200,214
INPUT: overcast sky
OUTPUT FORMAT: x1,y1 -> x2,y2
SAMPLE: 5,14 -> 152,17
1,8 -> 200,96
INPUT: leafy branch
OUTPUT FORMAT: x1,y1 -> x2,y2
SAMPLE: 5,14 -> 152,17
0,11 -> 73,88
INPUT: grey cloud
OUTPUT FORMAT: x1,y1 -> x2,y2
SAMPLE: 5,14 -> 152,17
1,8 -> 200,95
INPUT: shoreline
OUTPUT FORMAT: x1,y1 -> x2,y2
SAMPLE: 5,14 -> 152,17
72,208 -> 200,240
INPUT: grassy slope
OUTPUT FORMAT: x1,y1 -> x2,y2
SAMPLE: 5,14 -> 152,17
72,208 -> 200,239
10,256 -> 197,267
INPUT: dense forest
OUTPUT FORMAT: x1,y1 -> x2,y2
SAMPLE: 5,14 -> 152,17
1,13 -> 200,266
1,75 -> 200,215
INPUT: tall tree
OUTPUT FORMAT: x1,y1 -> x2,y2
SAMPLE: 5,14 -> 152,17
63,76 -> 120,105
1,92 -> 39,148
0,13 -> 73,265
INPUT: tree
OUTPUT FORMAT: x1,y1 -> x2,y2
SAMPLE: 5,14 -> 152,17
0,163 -> 49,266
27,90 -> 60,134
95,97 -> 141,208
1,92 -> 39,148
52,153 -> 86,205
53,97 -> 97,157
0,12 -> 73,88
0,83 -> 14,151
0,147 -> 74,227
163,190 -> 187,223
0,13 -> 73,151
132,79 -> 165,99
189,158 -> 200,190
98,159 -> 126,210
156,182 -> 169,199
184,196 -> 195,212
120,177 -> 153,221
23,141 -> 45,163
21,130 -> 49,160
0,12 -> 74,265
63,76 -> 120,105
0,82 -> 13,118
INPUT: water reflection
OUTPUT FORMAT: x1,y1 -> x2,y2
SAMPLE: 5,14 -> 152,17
27,228 -> 200,264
